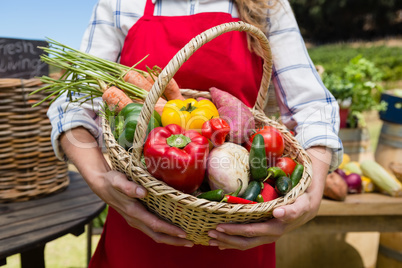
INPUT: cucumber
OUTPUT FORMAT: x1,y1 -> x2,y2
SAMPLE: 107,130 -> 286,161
249,134 -> 268,181
275,176 -> 292,195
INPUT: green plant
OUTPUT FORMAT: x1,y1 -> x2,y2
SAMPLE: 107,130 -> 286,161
323,55 -> 387,128
92,206 -> 108,228
308,44 -> 402,85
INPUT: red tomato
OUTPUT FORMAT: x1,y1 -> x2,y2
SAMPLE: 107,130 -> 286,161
275,157 -> 297,176
245,126 -> 284,163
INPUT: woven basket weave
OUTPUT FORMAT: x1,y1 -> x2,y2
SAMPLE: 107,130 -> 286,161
102,22 -> 313,245
0,78 -> 69,203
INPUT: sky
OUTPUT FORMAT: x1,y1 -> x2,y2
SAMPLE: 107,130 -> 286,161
1,0 -> 99,49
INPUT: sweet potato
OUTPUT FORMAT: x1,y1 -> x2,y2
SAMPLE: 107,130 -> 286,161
209,87 -> 255,144
210,87 -> 247,110
323,172 -> 348,201
218,105 -> 255,144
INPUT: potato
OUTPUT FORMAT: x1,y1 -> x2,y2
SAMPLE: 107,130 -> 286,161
323,172 -> 348,201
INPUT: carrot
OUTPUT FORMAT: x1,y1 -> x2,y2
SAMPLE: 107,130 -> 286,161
123,69 -> 183,113
102,86 -> 133,113
145,72 -> 183,100
165,77 -> 185,100
155,98 -> 167,116
145,72 -> 157,84
124,70 -> 153,91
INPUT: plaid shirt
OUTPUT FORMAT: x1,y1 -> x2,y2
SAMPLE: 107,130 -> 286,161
48,0 -> 343,170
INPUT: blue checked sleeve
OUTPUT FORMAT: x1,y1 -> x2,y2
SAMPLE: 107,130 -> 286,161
268,0 -> 343,171
47,92 -> 103,161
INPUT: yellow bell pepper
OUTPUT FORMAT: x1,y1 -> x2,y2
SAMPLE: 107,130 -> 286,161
161,98 -> 219,131
338,153 -> 350,170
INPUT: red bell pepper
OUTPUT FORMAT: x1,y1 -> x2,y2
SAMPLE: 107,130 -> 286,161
201,117 -> 230,147
143,124 -> 209,194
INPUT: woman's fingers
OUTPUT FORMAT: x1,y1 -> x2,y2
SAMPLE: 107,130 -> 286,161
127,200 -> 189,237
273,194 -> 311,223
106,170 -> 147,199
103,170 -> 192,246
208,228 -> 278,250
139,223 -> 194,247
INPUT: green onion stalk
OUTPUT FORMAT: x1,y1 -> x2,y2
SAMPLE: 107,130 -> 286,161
31,38 -> 150,107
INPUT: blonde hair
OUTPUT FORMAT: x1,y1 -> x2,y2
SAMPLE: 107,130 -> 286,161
234,0 -> 277,56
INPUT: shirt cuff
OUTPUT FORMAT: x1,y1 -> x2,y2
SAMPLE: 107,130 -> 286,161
48,106 -> 102,161
294,124 -> 343,172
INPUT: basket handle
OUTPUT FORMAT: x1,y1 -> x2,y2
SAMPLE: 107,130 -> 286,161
132,21 -> 273,161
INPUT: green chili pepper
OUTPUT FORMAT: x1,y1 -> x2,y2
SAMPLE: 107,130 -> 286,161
265,167 -> 286,181
256,194 -> 264,203
275,176 -> 292,196
290,163 -> 304,188
241,181 -> 262,201
197,189 -> 225,202
249,134 -> 268,181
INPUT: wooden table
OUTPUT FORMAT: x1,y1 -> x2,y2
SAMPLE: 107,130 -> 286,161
277,193 -> 402,267
297,193 -> 402,234
0,172 -> 106,268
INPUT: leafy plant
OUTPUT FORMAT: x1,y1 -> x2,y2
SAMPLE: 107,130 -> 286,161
323,55 -> 387,128
308,44 -> 402,85
92,206 -> 108,228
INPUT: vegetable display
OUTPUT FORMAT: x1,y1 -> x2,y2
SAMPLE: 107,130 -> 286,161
325,154 -> 402,201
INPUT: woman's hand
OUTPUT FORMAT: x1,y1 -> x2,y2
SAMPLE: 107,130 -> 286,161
207,146 -> 331,250
60,127 -> 194,247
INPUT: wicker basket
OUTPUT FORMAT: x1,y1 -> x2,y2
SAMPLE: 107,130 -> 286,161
0,78 -> 69,203
102,22 -> 313,245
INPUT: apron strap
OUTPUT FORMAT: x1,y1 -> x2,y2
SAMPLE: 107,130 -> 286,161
144,0 -> 155,16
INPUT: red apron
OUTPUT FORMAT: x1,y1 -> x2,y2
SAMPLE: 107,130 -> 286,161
90,0 -> 275,267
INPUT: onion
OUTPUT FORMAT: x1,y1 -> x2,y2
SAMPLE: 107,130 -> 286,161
334,168 -> 347,179
344,173 -> 362,194
206,142 -> 250,196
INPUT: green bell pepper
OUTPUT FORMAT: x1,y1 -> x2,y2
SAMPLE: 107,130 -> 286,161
117,103 -> 161,150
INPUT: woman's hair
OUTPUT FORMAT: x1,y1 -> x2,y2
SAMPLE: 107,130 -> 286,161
234,0 -> 278,57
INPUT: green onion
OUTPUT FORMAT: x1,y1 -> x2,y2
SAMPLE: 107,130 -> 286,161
31,38 -> 150,105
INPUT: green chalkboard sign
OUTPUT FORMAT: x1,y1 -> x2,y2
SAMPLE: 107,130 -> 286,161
0,37 -> 48,79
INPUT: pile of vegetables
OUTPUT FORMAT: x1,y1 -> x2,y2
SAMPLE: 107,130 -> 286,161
108,82 -> 304,204
324,153 -> 402,201
33,40 -> 305,205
